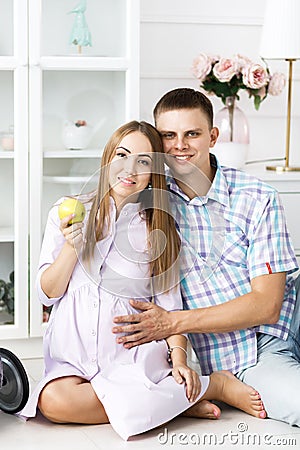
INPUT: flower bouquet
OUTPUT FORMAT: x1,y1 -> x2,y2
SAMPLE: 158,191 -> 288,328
191,53 -> 285,168
192,53 -> 285,110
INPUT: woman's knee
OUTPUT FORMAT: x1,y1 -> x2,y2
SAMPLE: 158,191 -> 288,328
38,381 -> 69,423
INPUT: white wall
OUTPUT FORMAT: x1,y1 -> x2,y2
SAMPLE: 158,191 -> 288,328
140,0 -> 300,167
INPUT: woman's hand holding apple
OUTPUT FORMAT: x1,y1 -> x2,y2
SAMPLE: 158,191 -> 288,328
58,198 -> 86,252
40,200 -> 86,299
59,214 -> 84,253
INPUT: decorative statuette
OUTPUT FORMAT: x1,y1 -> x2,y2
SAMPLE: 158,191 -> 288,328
69,0 -> 92,54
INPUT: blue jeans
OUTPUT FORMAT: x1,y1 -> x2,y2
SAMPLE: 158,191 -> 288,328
236,274 -> 300,426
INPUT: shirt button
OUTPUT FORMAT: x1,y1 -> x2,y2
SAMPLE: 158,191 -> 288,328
123,211 -> 128,216
93,302 -> 98,308
91,330 -> 96,336
91,357 -> 96,363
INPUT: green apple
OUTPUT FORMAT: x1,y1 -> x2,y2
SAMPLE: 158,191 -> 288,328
58,198 -> 86,224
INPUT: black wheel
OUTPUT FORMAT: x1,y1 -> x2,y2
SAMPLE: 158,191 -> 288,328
0,348 -> 29,414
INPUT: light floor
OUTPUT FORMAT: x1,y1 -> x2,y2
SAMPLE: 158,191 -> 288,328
1,357 -> 300,450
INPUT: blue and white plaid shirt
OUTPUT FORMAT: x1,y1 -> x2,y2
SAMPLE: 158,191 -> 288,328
168,157 -> 298,375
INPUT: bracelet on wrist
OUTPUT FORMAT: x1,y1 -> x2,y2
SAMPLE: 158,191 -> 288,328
167,346 -> 188,364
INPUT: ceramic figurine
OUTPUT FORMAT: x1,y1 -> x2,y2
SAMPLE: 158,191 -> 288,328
69,0 -> 92,54
62,120 -> 92,150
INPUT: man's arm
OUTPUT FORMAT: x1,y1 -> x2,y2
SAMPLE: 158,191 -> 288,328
112,272 -> 286,347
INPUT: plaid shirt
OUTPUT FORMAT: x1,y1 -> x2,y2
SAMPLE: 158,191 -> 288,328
167,158 -> 298,375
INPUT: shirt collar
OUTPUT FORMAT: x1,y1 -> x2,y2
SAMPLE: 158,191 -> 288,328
109,197 -> 145,224
167,154 -> 230,207
109,196 -> 143,212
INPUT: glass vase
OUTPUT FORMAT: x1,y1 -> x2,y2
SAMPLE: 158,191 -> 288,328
213,96 -> 249,169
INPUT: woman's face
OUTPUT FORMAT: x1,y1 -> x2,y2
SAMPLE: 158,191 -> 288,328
108,131 -> 153,208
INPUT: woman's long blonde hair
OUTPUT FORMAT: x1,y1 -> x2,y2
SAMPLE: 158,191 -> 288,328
82,120 -> 180,293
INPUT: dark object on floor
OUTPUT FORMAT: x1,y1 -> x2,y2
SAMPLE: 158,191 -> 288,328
0,348 -> 29,413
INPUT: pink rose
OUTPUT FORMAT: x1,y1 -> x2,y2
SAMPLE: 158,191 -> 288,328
209,54 -> 220,64
213,58 -> 238,82
242,63 -> 269,89
191,53 -> 213,82
268,73 -> 286,96
234,54 -> 253,71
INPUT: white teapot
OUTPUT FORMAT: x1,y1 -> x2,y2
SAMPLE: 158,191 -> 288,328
62,120 -> 93,150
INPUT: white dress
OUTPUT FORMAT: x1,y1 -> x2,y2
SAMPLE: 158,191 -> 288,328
19,198 -> 209,440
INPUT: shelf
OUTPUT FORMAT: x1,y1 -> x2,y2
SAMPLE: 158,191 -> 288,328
0,151 -> 14,159
0,56 -> 18,70
43,175 -> 98,184
43,149 -> 102,158
0,227 -> 14,242
39,56 -> 129,71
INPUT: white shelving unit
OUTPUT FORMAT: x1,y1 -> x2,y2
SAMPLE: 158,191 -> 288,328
28,0 -> 140,337
0,0 -> 28,338
0,0 -> 140,343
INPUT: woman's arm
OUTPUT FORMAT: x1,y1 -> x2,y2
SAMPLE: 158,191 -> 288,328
166,334 -> 201,403
166,334 -> 188,366
40,214 -> 84,299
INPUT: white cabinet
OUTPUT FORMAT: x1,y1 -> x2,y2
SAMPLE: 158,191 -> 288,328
246,166 -> 300,264
0,0 -> 140,340
0,0 -> 28,339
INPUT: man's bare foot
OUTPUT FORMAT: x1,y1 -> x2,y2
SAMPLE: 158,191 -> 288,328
183,400 -> 221,419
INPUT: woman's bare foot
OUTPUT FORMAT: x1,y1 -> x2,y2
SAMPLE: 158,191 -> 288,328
183,400 -> 221,419
185,370 -> 266,419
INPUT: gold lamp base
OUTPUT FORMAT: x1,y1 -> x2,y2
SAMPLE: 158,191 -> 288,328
266,60 -> 300,173
266,165 -> 300,172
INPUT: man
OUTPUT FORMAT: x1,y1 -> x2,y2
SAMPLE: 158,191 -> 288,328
113,88 -> 300,426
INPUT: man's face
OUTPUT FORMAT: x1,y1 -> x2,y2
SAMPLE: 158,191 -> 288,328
156,108 -> 218,180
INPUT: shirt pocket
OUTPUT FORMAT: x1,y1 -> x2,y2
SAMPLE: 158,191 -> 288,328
220,230 -> 248,268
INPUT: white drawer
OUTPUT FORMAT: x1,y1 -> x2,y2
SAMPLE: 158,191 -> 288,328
280,193 -> 300,251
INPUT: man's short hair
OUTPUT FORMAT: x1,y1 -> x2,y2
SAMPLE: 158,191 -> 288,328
153,88 -> 214,129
